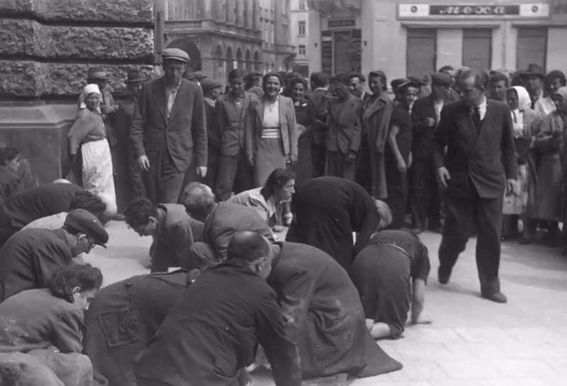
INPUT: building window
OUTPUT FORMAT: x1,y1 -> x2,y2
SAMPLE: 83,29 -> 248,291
517,28 -> 547,72
406,28 -> 436,78
298,20 -> 306,36
298,45 -> 306,55
462,29 -> 492,71
299,0 -> 306,10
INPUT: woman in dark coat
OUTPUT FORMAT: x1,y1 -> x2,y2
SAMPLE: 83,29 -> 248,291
268,241 -> 403,380
289,76 -> 316,186
351,203 -> 430,340
286,176 -> 379,270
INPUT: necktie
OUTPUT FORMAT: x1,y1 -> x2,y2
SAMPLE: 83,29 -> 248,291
472,105 -> 481,132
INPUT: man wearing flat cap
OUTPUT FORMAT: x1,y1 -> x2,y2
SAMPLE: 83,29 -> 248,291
131,48 -> 207,203
0,208 -> 108,302
410,72 -> 451,233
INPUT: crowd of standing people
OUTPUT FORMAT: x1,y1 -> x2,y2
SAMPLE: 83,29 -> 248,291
0,45 -> 566,385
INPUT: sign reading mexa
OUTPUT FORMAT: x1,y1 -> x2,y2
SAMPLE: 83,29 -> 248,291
399,3 -> 549,18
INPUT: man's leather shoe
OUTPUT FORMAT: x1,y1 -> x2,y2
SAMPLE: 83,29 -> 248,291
481,292 -> 507,303
438,266 -> 451,285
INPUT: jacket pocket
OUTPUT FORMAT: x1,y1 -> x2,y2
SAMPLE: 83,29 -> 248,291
98,307 -> 140,348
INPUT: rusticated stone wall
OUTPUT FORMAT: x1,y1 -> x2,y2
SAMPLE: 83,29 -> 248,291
0,0 -> 155,98
0,0 -> 156,187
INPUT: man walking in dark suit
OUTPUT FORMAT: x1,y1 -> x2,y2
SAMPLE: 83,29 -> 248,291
433,69 -> 516,303
131,48 -> 207,204
410,72 -> 452,232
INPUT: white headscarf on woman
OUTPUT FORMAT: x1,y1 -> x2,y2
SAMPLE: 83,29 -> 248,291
510,86 -> 531,134
83,83 -> 101,97
79,84 -> 102,110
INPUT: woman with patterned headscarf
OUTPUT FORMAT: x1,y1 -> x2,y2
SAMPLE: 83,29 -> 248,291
504,86 -> 540,242
68,84 -> 117,216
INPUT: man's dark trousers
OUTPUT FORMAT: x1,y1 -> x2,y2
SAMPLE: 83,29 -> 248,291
410,157 -> 441,230
438,186 -> 503,295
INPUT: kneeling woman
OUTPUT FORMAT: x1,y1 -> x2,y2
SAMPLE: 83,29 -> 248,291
0,264 -> 103,386
227,168 -> 295,229
68,83 -> 117,216
350,201 -> 431,340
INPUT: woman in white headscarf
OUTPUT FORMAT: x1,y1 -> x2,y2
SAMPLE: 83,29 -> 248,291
505,86 -> 540,242
529,86 -> 567,245
67,84 -> 117,216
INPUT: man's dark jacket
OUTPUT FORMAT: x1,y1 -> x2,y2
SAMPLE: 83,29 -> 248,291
433,99 -> 517,199
131,77 -> 207,170
0,228 -> 73,301
135,259 -> 301,386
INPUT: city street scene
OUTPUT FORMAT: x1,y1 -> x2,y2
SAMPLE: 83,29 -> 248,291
1,0 -> 567,385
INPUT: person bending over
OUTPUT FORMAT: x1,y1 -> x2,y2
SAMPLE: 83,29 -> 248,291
351,201 -> 431,339
0,264 -> 102,386
0,209 -> 108,302
228,168 -> 295,229
135,231 -> 302,386
124,198 -> 203,272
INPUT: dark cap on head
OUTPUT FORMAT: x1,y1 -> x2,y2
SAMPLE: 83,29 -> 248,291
431,72 -> 452,88
201,78 -> 222,92
521,63 -> 545,78
162,48 -> 190,63
398,79 -> 421,92
391,78 -> 408,93
126,69 -> 147,84
64,209 -> 109,246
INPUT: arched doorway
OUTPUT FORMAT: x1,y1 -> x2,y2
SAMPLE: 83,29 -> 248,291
166,39 -> 202,71
226,47 -> 233,74
236,48 -> 243,70
245,50 -> 251,72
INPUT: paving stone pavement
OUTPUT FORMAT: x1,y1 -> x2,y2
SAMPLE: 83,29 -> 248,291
87,222 -> 567,385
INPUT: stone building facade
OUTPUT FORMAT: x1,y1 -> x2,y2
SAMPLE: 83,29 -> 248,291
0,0 -> 154,184
163,0 -> 295,83
290,0 -> 311,76
307,0 -> 567,80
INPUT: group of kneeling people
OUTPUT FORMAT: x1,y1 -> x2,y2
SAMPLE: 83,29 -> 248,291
0,173 -> 431,386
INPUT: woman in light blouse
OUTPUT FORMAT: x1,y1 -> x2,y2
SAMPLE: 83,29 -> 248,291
246,72 -> 298,187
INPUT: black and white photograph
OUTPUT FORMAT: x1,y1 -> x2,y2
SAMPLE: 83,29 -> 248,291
0,0 -> 567,385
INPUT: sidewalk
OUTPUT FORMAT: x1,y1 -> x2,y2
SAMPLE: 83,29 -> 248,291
86,223 -> 567,385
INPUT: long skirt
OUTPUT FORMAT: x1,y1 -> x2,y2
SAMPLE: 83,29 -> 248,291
254,138 -> 286,187
532,153 -> 562,221
81,139 -> 117,215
